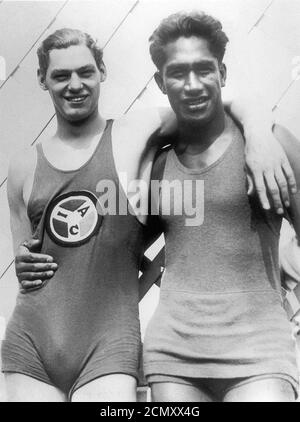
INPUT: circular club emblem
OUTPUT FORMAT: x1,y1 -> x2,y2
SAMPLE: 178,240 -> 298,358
45,191 -> 102,247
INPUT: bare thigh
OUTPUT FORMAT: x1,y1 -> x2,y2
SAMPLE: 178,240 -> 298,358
151,382 -> 214,402
223,378 -> 295,402
71,374 -> 137,402
5,373 -> 66,402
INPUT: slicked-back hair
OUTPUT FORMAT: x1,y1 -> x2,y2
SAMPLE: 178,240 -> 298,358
149,11 -> 229,71
37,28 -> 103,77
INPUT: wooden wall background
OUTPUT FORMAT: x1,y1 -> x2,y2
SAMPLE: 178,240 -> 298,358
0,0 -> 299,400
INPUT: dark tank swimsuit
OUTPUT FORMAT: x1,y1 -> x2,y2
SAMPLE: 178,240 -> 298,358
144,116 -> 298,394
2,120 -> 145,398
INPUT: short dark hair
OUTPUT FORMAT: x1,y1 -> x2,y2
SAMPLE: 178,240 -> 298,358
149,11 -> 229,70
37,28 -> 103,77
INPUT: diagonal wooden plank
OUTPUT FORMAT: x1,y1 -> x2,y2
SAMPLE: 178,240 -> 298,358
43,0 -> 137,47
0,1 -> 67,89
248,0 -> 274,33
256,0 -> 300,54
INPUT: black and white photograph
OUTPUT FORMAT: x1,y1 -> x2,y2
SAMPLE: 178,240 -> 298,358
0,0 -> 300,404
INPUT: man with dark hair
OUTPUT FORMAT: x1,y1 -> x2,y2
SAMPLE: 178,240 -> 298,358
143,11 -> 300,402
4,25 -> 296,402
149,12 -> 229,69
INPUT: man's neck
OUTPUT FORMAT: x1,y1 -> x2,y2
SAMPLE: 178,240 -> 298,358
176,106 -> 226,155
55,108 -> 106,145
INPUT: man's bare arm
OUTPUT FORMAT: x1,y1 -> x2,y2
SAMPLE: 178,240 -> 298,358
226,99 -> 297,213
7,150 -> 57,292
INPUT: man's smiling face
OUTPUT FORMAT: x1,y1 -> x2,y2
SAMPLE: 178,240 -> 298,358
41,44 -> 105,122
156,36 -> 226,126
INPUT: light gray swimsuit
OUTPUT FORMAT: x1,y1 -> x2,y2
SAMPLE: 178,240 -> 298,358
144,118 -> 298,391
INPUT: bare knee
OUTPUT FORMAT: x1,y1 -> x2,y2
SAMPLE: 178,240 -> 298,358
72,374 -> 137,402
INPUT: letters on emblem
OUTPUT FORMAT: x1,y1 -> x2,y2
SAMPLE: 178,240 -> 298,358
46,191 -> 101,246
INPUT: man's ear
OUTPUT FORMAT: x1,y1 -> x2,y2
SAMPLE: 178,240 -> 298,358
154,71 -> 166,95
37,69 -> 48,91
219,63 -> 227,87
100,61 -> 107,82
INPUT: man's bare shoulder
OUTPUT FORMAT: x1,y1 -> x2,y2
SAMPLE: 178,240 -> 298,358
112,107 -> 175,163
113,107 -> 160,134
8,145 -> 37,188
